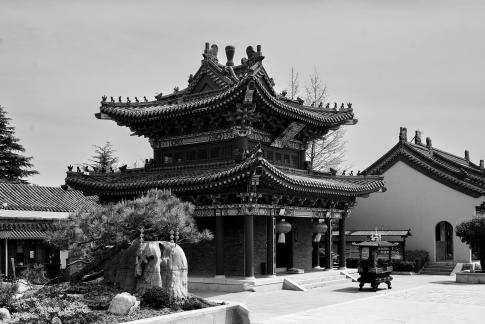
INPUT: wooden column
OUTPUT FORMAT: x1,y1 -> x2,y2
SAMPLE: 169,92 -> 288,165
338,217 -> 346,269
324,218 -> 333,270
312,239 -> 321,268
4,239 -> 7,277
266,215 -> 276,277
244,214 -> 255,278
215,214 -> 225,278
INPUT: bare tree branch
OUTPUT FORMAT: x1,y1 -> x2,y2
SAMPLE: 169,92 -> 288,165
288,67 -> 299,100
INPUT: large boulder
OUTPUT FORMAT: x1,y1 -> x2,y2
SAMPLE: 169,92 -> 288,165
136,241 -> 188,298
103,240 -> 140,291
160,242 -> 188,299
108,292 -> 138,315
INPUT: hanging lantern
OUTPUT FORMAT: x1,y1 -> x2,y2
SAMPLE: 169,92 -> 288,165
312,221 -> 328,242
275,219 -> 292,243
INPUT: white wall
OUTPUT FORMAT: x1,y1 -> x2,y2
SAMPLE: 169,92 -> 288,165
349,161 -> 483,263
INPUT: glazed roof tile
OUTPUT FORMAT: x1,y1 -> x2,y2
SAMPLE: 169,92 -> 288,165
0,183 -> 99,212
98,60 -> 354,127
65,156 -> 385,197
364,135 -> 485,197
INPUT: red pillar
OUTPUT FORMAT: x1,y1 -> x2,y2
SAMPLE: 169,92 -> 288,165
338,217 -> 346,269
266,215 -> 276,277
215,214 -> 225,277
324,218 -> 333,270
244,214 -> 255,278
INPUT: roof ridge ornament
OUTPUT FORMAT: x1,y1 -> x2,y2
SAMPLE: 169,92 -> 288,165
399,127 -> 407,142
203,42 -> 219,63
225,45 -> 235,66
415,130 -> 422,145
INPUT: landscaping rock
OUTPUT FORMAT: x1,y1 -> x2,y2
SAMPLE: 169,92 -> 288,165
51,316 -> 62,324
128,300 -> 140,315
108,292 -> 138,315
0,308 -> 10,320
104,240 -> 140,291
160,242 -> 188,299
136,241 -> 188,298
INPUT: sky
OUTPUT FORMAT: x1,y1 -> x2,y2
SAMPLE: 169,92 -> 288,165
1,0 -> 484,186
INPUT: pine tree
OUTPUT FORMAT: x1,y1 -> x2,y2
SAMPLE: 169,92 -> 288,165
89,141 -> 118,172
0,106 -> 38,182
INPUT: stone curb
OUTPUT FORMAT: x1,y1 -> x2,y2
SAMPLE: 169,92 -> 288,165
123,301 -> 250,324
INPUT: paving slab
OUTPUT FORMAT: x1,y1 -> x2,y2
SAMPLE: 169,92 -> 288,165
195,275 -> 485,323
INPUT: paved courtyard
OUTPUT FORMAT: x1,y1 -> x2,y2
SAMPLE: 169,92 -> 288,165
197,275 -> 485,323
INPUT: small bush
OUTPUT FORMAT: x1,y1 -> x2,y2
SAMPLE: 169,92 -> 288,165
10,296 -> 100,324
20,263 -> 48,285
405,250 -> 429,272
346,258 -> 359,268
392,261 -> 414,272
141,287 -> 174,309
0,282 -> 18,307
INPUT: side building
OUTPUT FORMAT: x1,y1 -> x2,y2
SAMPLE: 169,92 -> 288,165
348,128 -> 485,263
0,183 -> 98,278
66,43 -> 385,278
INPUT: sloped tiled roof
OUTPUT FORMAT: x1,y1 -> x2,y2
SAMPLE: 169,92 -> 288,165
97,46 -> 355,129
65,155 -> 385,198
0,221 -> 56,239
363,129 -> 485,197
0,183 -> 99,212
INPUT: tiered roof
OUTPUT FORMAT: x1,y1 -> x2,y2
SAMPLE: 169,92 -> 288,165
66,153 -> 385,198
96,43 -> 356,138
363,127 -> 485,197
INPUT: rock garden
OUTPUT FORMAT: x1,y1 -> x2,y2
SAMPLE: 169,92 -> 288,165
0,190 -> 220,323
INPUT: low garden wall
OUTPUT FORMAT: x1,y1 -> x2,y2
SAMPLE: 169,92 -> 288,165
456,272 -> 485,284
124,302 -> 250,324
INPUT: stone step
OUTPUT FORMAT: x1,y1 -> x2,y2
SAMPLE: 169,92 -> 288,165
300,278 -> 352,289
426,263 -> 455,267
423,266 -> 454,271
420,269 -> 451,276
295,275 -> 344,285
425,264 -> 455,269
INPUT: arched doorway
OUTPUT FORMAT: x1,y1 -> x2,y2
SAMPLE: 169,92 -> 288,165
435,221 -> 453,261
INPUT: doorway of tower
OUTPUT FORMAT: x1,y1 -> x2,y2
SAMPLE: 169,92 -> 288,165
435,221 -> 453,261
276,218 -> 293,272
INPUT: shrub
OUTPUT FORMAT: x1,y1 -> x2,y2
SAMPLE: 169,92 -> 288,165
141,287 -> 174,309
180,295 -> 219,311
20,263 -> 48,285
346,258 -> 359,268
0,282 -> 18,307
405,250 -> 429,272
9,295 -> 99,324
392,261 -> 414,272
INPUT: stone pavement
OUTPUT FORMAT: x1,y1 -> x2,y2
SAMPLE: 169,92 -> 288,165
195,275 -> 485,323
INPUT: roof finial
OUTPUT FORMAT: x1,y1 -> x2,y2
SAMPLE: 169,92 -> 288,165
399,127 -> 407,142
225,45 -> 235,66
415,130 -> 422,145
426,137 -> 432,149
465,150 -> 470,161
480,159 -> 484,169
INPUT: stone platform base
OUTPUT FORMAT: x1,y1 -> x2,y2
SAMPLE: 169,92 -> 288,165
189,269 -> 357,292
456,272 -> 485,284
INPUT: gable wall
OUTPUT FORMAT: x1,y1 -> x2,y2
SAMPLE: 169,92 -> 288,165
348,160 -> 483,263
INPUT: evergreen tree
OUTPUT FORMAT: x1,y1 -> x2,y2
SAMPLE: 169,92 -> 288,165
0,105 -> 38,182
89,141 -> 118,172
48,189 -> 213,282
